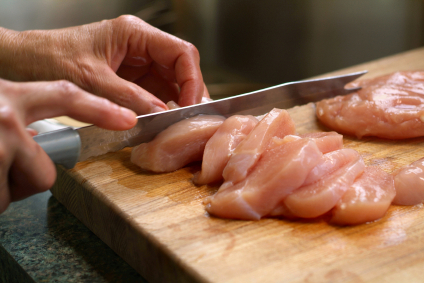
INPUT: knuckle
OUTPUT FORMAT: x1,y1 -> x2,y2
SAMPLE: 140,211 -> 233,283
76,60 -> 96,90
114,14 -> 142,26
0,104 -> 20,129
56,80 -> 79,94
54,80 -> 83,105
0,79 -> 16,94
183,42 -> 200,59
0,78 -> 6,89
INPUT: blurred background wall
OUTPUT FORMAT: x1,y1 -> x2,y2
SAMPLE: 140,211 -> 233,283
1,0 -> 423,98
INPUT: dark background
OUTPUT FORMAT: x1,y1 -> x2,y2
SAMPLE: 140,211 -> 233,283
1,0 -> 423,98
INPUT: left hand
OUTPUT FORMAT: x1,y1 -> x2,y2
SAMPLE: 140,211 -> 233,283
0,78 -> 137,213
0,15 -> 209,115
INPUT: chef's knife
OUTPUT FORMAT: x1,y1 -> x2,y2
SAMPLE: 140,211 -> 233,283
33,70 -> 367,169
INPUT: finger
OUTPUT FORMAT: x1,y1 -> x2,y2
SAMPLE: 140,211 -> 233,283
113,16 -> 205,106
0,103 -> 54,204
116,65 -> 150,82
86,67 -> 168,114
26,128 -> 38,136
9,135 -> 56,202
12,80 -> 137,130
147,38 -> 204,106
133,72 -> 180,104
203,83 -> 210,99
117,64 -> 178,103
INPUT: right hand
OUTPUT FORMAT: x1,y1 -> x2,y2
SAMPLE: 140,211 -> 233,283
0,78 -> 137,213
0,16 -> 210,115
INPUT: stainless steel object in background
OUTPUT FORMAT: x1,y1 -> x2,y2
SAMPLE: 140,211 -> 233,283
33,71 -> 366,169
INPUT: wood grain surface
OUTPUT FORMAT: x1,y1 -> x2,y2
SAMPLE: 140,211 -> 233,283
51,47 -> 424,283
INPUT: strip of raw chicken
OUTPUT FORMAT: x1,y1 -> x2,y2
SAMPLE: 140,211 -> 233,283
131,115 -> 225,173
271,132 -> 343,154
205,138 -> 322,220
221,108 -> 296,188
392,157 -> 424,205
316,71 -> 424,139
193,115 -> 258,185
283,149 -> 365,218
299,132 -> 343,153
269,148 -> 358,217
330,166 -> 395,225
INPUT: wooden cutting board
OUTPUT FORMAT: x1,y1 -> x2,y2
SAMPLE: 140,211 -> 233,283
51,47 -> 424,283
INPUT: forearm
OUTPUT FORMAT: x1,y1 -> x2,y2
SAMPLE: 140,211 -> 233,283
0,27 -> 70,82
0,27 -> 22,80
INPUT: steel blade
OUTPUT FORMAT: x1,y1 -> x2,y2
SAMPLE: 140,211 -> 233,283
77,70 -> 367,161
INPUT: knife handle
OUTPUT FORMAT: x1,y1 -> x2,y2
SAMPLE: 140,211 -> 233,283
33,127 -> 81,169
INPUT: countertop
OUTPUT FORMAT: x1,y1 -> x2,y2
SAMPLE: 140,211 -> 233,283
0,190 -> 148,282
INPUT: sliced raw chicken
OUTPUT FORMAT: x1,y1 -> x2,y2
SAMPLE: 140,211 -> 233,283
302,148 -> 356,186
131,115 -> 225,173
392,157 -> 424,205
299,132 -> 343,153
221,108 -> 296,188
193,115 -> 258,185
272,132 -> 343,154
330,166 -> 395,225
283,149 -> 365,218
316,71 -> 424,139
205,138 -> 322,220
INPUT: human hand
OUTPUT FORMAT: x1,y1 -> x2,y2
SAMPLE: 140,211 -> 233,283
0,79 -> 137,213
0,16 -> 209,115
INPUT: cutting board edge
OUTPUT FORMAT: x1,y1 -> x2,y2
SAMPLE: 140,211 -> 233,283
50,165 -> 208,283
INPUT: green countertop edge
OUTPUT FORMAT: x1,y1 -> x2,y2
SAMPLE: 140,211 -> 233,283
0,244 -> 35,283
0,190 -> 148,283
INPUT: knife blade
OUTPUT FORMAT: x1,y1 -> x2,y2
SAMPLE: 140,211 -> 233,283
33,70 -> 367,169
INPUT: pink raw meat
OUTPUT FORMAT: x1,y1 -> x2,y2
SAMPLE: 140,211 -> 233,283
221,108 -> 296,188
316,71 -> 424,139
392,157 -> 424,205
331,166 -> 395,225
193,115 -> 258,185
205,138 -> 322,220
283,149 -> 365,218
131,115 -> 225,173
272,132 -> 343,154
299,132 -> 343,153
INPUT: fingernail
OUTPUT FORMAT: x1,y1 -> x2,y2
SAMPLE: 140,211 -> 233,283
120,107 -> 137,126
151,105 -> 167,113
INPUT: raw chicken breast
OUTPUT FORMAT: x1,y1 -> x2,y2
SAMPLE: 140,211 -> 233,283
302,148 -> 356,186
347,71 -> 424,89
205,138 -> 322,220
283,149 -> 365,218
316,71 -> 424,139
299,132 -> 343,153
221,108 -> 296,188
331,166 -> 395,225
193,115 -> 258,185
392,157 -> 424,205
131,115 -> 225,173
272,132 -> 343,154
269,148 -> 353,218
